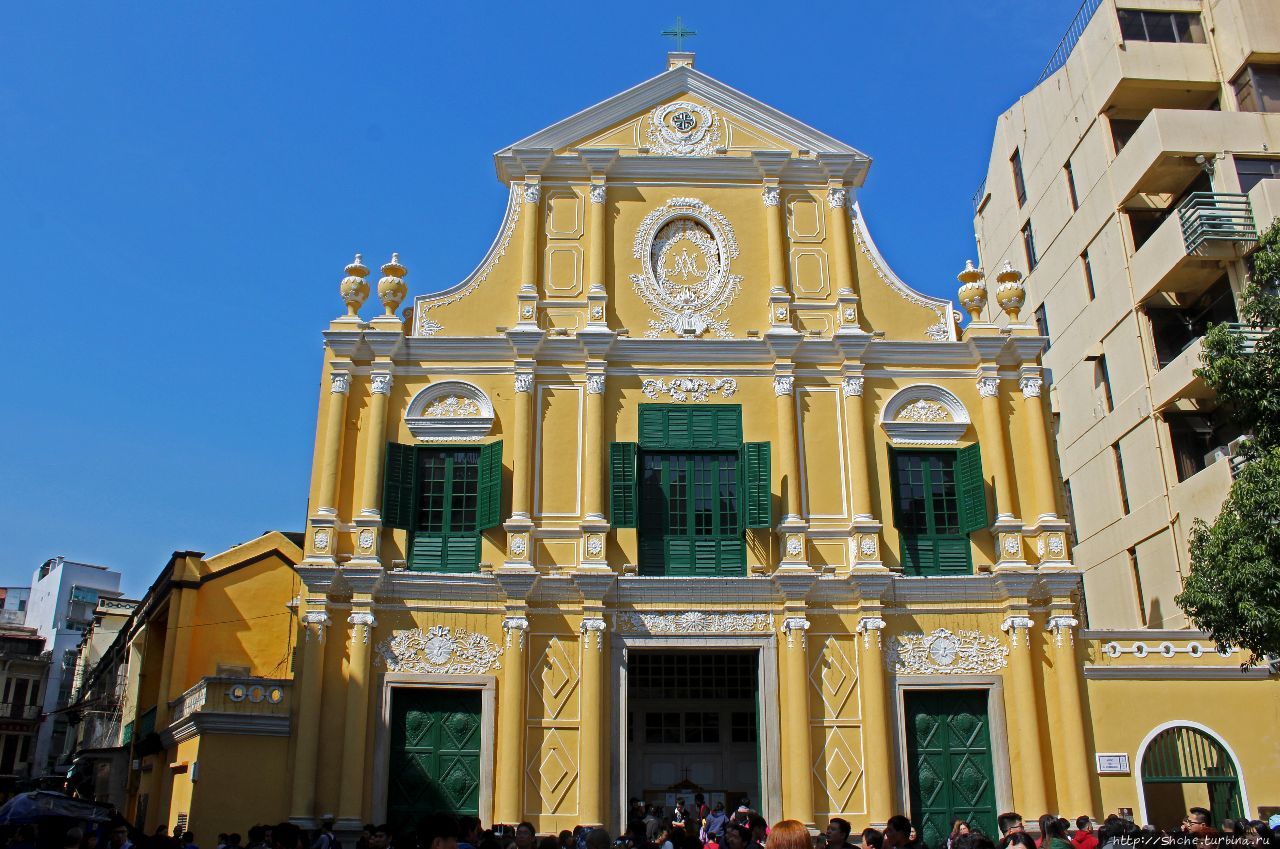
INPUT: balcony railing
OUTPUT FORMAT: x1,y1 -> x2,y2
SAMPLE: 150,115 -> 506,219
1179,193 -> 1258,253
1224,322 -> 1268,355
0,703 -> 40,721
170,676 -> 291,730
1037,0 -> 1103,84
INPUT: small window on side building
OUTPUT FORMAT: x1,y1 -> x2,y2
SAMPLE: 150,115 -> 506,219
1082,250 -> 1097,301
1011,148 -> 1027,207
1117,9 -> 1205,43
1110,118 -> 1143,154
1065,160 -> 1079,211
1022,220 -> 1038,271
1034,303 -> 1050,343
1235,157 -> 1280,192
1233,65 -> 1280,113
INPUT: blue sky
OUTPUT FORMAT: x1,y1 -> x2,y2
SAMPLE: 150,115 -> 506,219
0,2 -> 1076,596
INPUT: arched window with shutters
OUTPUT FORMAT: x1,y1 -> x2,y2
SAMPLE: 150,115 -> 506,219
1137,723 -> 1247,830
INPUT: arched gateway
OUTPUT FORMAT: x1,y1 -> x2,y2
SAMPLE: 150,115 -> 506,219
1138,724 -> 1246,830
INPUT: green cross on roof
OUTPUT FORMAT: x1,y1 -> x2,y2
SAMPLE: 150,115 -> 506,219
661,17 -> 697,51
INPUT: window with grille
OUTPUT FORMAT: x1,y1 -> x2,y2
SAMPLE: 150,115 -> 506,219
382,441 -> 503,572
890,448 -> 987,575
628,652 -> 757,700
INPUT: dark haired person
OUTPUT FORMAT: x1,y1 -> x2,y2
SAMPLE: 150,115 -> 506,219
826,820 -> 852,849
1070,818 -> 1096,849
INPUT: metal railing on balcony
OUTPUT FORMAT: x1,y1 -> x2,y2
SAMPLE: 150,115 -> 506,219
1179,193 -> 1258,253
0,703 -> 40,721
1037,0 -> 1103,84
1224,322 -> 1269,355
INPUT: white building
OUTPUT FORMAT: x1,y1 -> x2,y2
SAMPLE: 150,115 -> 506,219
0,588 -> 30,627
25,557 -> 122,777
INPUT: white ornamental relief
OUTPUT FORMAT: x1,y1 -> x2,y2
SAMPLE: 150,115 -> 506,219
523,183 -> 541,204
1048,535 -> 1065,555
357,528 -> 376,552
509,535 -> 528,557
585,535 -> 604,557
1020,376 -> 1043,398
889,628 -> 1010,675
630,198 -> 742,338
424,396 -> 484,418
827,187 -> 848,209
761,186 -> 781,207
312,528 -> 331,552
615,611 -> 773,635
330,373 -> 350,394
897,399 -> 950,423
785,535 -> 804,558
647,101 -> 721,156
371,373 -> 393,395
375,625 -> 504,675
641,377 -> 737,402
842,377 -> 864,398
773,375 -> 795,396
589,185 -> 607,205
977,377 -> 1000,398
859,536 -> 877,557
514,374 -> 534,393
586,375 -> 606,395
1003,535 -> 1021,556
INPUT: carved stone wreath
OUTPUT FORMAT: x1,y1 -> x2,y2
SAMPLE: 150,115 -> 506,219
375,625 -> 503,675
888,627 -> 1009,675
630,198 -> 742,338
642,377 -> 737,402
615,611 -> 772,635
647,101 -> 721,156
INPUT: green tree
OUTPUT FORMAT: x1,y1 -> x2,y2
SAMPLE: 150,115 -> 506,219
1176,221 -> 1280,664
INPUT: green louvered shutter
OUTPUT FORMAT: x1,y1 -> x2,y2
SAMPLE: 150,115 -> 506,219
742,442 -> 772,528
936,538 -> 972,574
639,406 -> 670,448
888,449 -> 904,528
410,533 -> 444,570
714,406 -> 743,448
475,441 -> 504,530
383,442 -> 418,530
444,535 -> 482,572
610,442 -> 639,528
957,442 -> 989,533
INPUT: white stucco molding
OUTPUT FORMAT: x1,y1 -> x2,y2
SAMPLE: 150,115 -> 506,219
879,383 -> 971,445
405,380 -> 496,442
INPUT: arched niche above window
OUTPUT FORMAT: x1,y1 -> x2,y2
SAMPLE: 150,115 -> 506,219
880,384 -> 971,446
405,381 -> 495,442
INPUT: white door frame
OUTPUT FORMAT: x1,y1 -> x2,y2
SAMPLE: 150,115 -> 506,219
371,673 -> 498,826
1133,721 -> 1250,827
612,635 -> 782,832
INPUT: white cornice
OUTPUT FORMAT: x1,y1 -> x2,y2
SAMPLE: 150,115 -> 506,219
497,65 -> 867,178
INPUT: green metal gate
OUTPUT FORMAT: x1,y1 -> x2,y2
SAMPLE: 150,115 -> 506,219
1142,726 -> 1243,823
388,688 -> 483,829
905,690 -> 998,847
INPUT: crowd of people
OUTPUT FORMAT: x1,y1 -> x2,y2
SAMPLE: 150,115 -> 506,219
8,803 -> 1280,849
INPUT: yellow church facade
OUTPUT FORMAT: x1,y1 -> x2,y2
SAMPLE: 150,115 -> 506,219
272,54 -> 1279,843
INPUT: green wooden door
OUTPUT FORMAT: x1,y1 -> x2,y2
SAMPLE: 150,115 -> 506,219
892,451 -> 973,575
905,690 -> 997,847
388,688 -> 482,829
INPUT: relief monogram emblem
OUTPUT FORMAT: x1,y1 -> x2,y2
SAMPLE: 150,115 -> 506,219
630,198 -> 742,338
647,101 -> 720,156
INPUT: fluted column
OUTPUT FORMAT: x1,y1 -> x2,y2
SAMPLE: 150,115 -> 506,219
1019,370 -> 1060,523
826,184 -> 856,296
358,370 -> 394,518
857,615 -> 895,823
337,606 -> 376,825
977,374 -> 1015,521
1048,614 -> 1094,815
289,607 -> 330,825
511,372 -> 534,520
774,373 -> 802,525
583,371 -> 606,524
578,615 -> 607,826
495,613 -> 530,824
1000,615 -> 1047,814
780,615 -> 814,825
316,370 -> 350,514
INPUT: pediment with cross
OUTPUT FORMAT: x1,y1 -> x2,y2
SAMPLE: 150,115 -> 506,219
496,59 -> 869,176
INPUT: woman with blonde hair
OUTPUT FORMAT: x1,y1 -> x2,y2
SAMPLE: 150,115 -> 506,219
766,821 -> 812,849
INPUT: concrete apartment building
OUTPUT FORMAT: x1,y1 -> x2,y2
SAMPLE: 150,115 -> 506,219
26,556 -> 122,777
0,588 -> 30,627
972,0 -> 1280,629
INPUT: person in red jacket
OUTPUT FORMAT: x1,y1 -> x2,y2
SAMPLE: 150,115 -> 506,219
1070,818 -> 1097,849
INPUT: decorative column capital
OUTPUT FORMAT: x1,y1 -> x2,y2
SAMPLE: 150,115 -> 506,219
589,184 -> 607,205
330,372 -> 351,394
514,373 -> 534,393
348,611 -> 377,644
502,615 -> 530,649
586,374 -> 606,395
1020,376 -> 1043,398
773,375 -> 795,396
781,616 -> 810,649
580,616 -> 607,651
303,610 -> 331,642
842,376 -> 864,397
1000,615 -> 1035,648
761,186 -> 781,207
826,187 -> 848,209
1046,615 -> 1080,647
977,376 -> 1000,398
856,615 -> 887,649
371,372 -> 393,395
523,183 -> 541,204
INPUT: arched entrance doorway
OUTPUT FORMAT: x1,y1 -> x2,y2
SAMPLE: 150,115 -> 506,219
1139,724 -> 1245,829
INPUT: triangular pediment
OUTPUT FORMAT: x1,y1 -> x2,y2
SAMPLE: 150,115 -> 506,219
498,60 -> 867,162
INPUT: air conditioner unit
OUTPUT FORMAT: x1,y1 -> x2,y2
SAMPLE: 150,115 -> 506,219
1204,446 -> 1231,466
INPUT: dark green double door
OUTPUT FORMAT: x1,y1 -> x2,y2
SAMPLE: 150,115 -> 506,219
906,690 -> 998,847
388,688 -> 482,830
